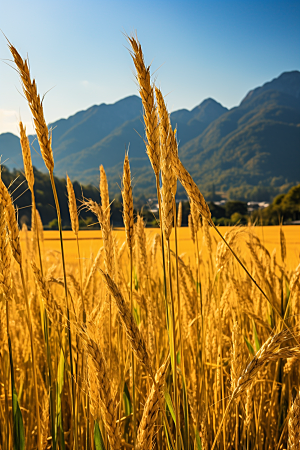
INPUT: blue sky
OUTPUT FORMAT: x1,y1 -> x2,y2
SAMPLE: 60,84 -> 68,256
0,0 -> 299,134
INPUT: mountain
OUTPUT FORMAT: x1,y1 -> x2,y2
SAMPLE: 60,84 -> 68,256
178,82 -> 300,199
0,70 -> 299,201
241,71 -> 300,104
171,98 -> 228,146
0,132 -> 25,169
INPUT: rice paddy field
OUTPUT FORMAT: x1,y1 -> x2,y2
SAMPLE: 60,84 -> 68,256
1,35 -> 300,450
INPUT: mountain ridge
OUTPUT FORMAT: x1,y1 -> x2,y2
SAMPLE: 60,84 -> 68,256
0,70 -> 299,201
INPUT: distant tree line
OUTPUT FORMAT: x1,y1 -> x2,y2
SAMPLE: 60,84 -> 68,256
0,166 -> 124,229
251,184 -> 300,225
1,166 -> 298,229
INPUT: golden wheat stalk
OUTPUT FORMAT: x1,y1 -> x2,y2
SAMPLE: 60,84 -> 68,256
155,87 -> 174,239
211,328 -> 300,449
83,335 -> 121,450
0,178 -> 22,265
0,203 -> 12,299
177,201 -> 182,227
0,176 -> 42,450
31,262 -> 63,324
101,271 -> 154,379
289,391 -> 300,449
170,149 -> 211,222
122,154 -> 134,250
67,175 -> 79,236
9,43 -> 54,173
127,35 -> 160,175
19,121 -> 34,192
100,165 -> 110,222
136,358 -> 169,450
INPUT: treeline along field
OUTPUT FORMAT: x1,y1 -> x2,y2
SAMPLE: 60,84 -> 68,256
0,34 -> 300,450
1,164 -> 299,228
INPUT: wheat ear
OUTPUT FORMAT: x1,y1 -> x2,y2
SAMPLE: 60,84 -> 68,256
83,199 -> 113,276
122,154 -> 134,250
127,35 -> 160,175
211,328 -> 300,450
136,358 -> 169,450
170,149 -> 211,222
19,121 -> 34,192
101,271 -> 154,379
66,175 -> 79,236
155,87 -> 174,239
177,201 -> 182,227
9,44 -> 54,173
0,178 -> 22,265
83,336 -> 121,450
233,329 -> 300,399
31,262 -> 63,324
289,391 -> 300,449
100,165 -> 110,221
100,271 -> 177,449
0,202 -> 12,298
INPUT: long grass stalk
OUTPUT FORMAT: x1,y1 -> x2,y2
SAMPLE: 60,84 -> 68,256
155,175 -> 169,326
32,193 -> 57,450
19,119 -> 56,448
130,247 -> 137,448
49,172 -> 77,450
217,277 -> 226,449
212,223 -> 282,318
5,299 -> 12,450
173,199 -> 190,449
166,239 -> 180,450
19,265 -> 41,450
172,200 -> 185,376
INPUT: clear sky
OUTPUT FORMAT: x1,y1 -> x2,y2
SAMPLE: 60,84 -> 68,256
0,0 -> 299,135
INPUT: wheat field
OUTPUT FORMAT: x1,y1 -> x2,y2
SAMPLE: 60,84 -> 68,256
21,226 -> 300,268
0,35 -> 300,450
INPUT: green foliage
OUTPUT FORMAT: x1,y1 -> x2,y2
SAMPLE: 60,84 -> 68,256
230,212 -> 248,224
8,337 -> 25,450
94,421 -> 106,450
252,183 -> 300,224
48,218 -> 58,230
225,201 -> 247,217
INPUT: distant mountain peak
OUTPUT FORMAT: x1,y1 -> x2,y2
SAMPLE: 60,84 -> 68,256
241,70 -> 300,104
190,97 -> 228,123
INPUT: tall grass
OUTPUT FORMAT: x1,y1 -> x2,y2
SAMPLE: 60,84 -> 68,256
0,34 -> 299,450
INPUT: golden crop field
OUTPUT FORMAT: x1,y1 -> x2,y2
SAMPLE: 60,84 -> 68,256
1,35 -> 300,450
21,225 -> 300,269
